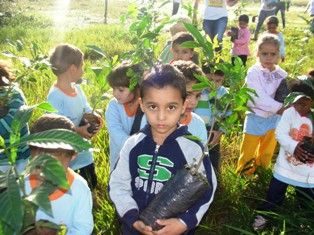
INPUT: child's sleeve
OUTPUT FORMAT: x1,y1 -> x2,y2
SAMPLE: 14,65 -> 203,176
177,156 -> 217,231
234,28 -> 250,46
47,89 -> 64,115
68,184 -> 93,235
105,100 -> 131,154
279,33 -> 285,58
275,108 -> 299,155
109,137 -> 140,229
246,69 -> 283,114
2,87 -> 27,127
76,85 -> 92,113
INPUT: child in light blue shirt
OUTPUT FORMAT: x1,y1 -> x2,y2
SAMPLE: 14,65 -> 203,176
172,60 -> 208,145
47,44 -> 100,189
105,62 -> 144,172
194,64 -> 228,172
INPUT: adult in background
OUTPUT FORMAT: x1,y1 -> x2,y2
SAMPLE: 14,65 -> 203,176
203,0 -> 238,51
274,0 -> 288,28
253,0 -> 277,40
172,0 -> 182,15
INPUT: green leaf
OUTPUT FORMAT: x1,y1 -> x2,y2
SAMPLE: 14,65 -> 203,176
223,225 -> 255,235
0,221 -> 14,235
192,83 -> 207,91
183,135 -> 202,142
0,168 -> 24,233
86,45 -> 107,58
21,199 -> 37,233
180,41 -> 199,49
25,154 -> 69,190
36,102 -> 57,113
25,181 -> 55,216
283,92 -> 304,107
15,129 -> 92,153
0,136 -> 4,149
91,66 -> 103,77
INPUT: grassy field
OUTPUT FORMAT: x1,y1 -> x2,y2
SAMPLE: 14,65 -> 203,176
1,0 -> 313,234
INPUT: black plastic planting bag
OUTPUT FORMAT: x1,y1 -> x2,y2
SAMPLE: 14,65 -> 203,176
139,167 -> 210,230
301,136 -> 314,163
274,79 -> 289,103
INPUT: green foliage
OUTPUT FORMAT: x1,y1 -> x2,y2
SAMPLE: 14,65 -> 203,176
1,1 -> 313,234
184,23 -> 255,138
120,2 -> 170,68
2,39 -> 50,85
0,102 -> 91,234
85,45 -> 116,111
0,167 -> 24,234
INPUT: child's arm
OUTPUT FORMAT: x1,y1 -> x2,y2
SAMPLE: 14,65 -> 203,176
234,28 -> 250,46
109,137 -> 141,230
279,32 -> 285,61
105,99 -> 132,153
246,69 -> 283,114
68,183 -> 93,235
276,108 -> 299,155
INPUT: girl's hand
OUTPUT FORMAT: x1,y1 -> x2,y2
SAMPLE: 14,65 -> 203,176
133,221 -> 154,235
294,142 -> 308,163
208,130 -> 222,146
75,125 -> 92,139
152,218 -> 187,235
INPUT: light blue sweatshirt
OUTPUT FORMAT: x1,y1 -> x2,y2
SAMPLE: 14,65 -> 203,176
47,84 -> 93,170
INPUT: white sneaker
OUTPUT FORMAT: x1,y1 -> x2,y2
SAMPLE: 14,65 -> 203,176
252,215 -> 267,231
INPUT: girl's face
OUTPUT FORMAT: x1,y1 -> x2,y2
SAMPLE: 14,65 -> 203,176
267,23 -> 278,34
257,43 -> 279,71
140,85 -> 185,145
171,44 -> 194,62
185,81 -> 201,113
239,21 -> 248,29
70,61 -> 84,83
294,97 -> 312,117
113,86 -> 135,104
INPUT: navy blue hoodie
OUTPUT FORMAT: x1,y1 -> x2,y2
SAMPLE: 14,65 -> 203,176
109,125 -> 217,235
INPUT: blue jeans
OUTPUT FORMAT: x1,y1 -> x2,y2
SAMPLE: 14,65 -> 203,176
254,9 -> 276,39
203,17 -> 228,42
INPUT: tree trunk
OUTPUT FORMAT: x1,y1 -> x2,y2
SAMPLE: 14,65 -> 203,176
104,0 -> 108,24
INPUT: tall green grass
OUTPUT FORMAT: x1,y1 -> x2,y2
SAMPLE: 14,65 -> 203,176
0,1 -> 313,234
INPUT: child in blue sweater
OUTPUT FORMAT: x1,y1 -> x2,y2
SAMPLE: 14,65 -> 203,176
0,60 -> 30,173
105,62 -> 144,172
109,64 -> 217,235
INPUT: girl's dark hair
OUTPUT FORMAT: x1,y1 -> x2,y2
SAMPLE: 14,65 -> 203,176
172,60 -> 204,83
171,32 -> 195,48
239,14 -> 249,23
257,33 -> 280,52
308,68 -> 314,78
49,44 -> 84,76
107,62 -> 144,89
30,114 -> 76,157
0,60 -> 15,86
201,62 -> 224,76
288,79 -> 314,99
140,64 -> 186,101
266,16 -> 279,26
